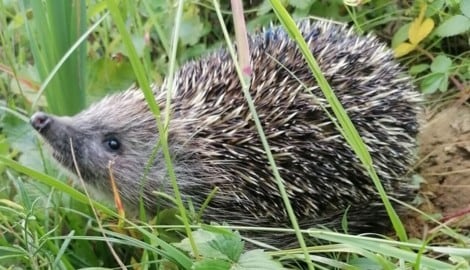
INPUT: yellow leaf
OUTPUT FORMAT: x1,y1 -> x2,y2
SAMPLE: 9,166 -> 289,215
408,4 -> 426,43
409,18 -> 435,45
394,42 -> 417,57
408,4 -> 435,45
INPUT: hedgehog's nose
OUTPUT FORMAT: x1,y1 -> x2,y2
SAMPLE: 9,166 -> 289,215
30,112 -> 51,132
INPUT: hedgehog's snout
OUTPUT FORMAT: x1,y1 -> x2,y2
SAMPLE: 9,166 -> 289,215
30,112 -> 52,133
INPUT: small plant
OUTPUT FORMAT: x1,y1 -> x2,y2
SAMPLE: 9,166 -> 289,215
175,228 -> 283,270
393,1 -> 469,95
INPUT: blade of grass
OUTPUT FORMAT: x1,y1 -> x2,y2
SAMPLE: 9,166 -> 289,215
268,0 -> 408,242
11,179 -> 74,269
163,0 -> 183,129
0,158 -> 193,269
52,230 -> 74,269
31,12 -> 109,113
0,156 -> 115,216
218,1 -> 314,270
21,0 -> 87,116
104,0 -> 199,259
310,231 -> 454,269
51,231 -> 193,269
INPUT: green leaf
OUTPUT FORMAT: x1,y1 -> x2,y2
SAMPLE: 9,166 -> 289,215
2,115 -> 42,171
193,259 -> 231,270
409,64 -> 429,75
289,0 -> 314,10
257,0 -> 274,16
178,43 -> 208,63
435,15 -> 470,37
208,232 -> 244,262
175,229 -> 244,262
175,229 -> 226,259
131,34 -> 146,58
461,0 -> 470,18
426,0 -> 445,17
179,6 -> 205,46
87,57 -> 136,99
430,55 -> 452,73
232,249 -> 284,270
0,135 -> 10,156
421,73 -> 445,94
154,208 -> 185,244
391,23 -> 410,48
116,34 -> 146,58
438,73 -> 449,92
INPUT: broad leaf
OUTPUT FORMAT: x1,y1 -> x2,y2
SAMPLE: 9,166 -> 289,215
194,259 -> 232,270
461,0 -> 470,18
421,73 -> 445,94
232,249 -> 284,270
430,55 -> 452,73
435,15 -> 470,37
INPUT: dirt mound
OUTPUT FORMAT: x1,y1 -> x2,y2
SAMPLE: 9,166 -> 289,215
407,104 -> 470,238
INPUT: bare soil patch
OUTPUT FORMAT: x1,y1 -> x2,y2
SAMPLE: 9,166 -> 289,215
406,104 -> 470,238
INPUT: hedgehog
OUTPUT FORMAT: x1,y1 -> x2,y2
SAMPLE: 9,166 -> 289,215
30,20 -> 421,248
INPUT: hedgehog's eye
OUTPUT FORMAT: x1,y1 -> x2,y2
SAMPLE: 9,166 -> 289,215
104,136 -> 121,152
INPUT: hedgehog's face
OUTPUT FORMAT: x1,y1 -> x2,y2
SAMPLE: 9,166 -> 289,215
30,90 -> 169,204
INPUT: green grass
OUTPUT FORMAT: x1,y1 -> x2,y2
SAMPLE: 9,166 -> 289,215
23,0 -> 87,116
0,0 -> 469,269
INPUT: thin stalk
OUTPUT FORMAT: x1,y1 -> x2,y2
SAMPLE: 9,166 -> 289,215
104,0 -> 199,259
268,0 -> 408,241
31,13 -> 109,113
164,0 -> 184,128
21,0 -> 87,116
214,1 -> 314,269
